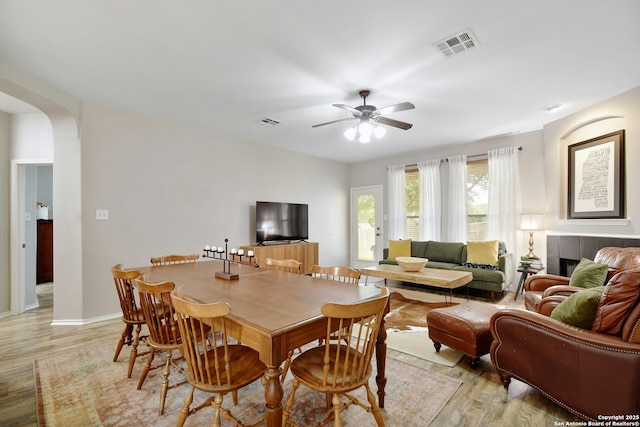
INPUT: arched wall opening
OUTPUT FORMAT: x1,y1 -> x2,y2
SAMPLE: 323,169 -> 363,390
1,78 -> 83,323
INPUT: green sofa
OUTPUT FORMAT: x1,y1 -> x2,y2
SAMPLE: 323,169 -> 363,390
380,240 -> 514,300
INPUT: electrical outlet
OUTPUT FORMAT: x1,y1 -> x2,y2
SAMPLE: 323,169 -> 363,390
96,209 -> 109,220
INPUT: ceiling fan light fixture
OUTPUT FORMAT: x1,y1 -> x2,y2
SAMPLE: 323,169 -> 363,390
358,121 -> 373,142
374,125 -> 387,139
314,89 -> 414,143
344,126 -> 357,141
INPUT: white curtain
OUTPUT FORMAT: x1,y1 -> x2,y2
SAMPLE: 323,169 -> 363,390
487,147 -> 521,254
447,155 -> 467,242
387,164 -> 406,240
418,159 -> 441,240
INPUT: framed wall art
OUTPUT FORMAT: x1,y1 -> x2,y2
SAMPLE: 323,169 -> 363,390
568,130 -> 625,219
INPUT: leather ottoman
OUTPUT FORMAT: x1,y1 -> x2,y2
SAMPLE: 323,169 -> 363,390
427,301 -> 500,368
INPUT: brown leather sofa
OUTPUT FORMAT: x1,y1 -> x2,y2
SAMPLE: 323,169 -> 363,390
490,266 -> 640,420
523,247 -> 640,313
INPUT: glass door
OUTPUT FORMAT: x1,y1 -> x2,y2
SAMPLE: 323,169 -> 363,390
350,185 -> 383,270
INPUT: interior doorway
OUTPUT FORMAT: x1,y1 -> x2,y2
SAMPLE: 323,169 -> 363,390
11,161 -> 53,313
350,185 -> 383,270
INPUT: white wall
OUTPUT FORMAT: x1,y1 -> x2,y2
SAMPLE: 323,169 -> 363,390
80,102 -> 351,320
24,166 -> 37,309
543,86 -> 640,236
1,62 -> 83,322
0,112 -> 9,315
10,113 -> 54,160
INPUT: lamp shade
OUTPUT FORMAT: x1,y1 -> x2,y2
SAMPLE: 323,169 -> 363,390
520,214 -> 543,231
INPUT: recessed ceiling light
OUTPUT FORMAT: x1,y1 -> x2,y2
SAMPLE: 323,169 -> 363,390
543,104 -> 563,113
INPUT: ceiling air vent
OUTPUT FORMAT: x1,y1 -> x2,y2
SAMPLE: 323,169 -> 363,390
256,117 -> 281,127
434,29 -> 479,58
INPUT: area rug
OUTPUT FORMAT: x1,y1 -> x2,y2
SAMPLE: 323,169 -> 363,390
385,292 -> 464,367
35,343 -> 462,426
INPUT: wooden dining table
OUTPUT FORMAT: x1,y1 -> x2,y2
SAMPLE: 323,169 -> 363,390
136,260 -> 388,427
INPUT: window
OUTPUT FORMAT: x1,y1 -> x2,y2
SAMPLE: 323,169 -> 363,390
466,159 -> 488,241
405,168 -> 420,240
404,158 -> 488,241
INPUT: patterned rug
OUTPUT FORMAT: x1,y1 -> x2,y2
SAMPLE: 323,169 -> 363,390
385,292 -> 464,366
35,343 -> 462,426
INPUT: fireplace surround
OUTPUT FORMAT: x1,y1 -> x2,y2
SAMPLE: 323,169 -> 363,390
547,235 -> 640,276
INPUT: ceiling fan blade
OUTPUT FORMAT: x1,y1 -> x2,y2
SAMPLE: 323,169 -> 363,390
376,116 -> 413,130
312,117 -> 357,128
373,101 -> 415,116
332,103 -> 362,115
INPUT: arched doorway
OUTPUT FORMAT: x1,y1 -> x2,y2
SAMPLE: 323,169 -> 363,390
1,78 -> 82,322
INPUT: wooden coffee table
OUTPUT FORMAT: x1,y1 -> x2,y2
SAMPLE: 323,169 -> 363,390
361,264 -> 472,304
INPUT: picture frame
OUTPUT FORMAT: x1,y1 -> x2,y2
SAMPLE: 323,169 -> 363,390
568,130 -> 625,219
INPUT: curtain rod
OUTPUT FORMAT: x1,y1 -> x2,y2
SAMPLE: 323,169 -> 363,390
405,146 -> 522,168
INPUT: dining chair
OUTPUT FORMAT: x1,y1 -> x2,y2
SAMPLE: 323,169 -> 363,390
111,264 -> 149,378
264,257 -> 302,273
170,292 -> 266,427
281,265 -> 362,381
282,287 -> 390,427
150,253 -> 199,265
311,265 -> 361,284
134,276 -> 188,415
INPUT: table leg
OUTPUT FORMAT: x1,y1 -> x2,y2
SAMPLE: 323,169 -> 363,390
375,298 -> 390,408
263,365 -> 284,427
514,272 -> 528,300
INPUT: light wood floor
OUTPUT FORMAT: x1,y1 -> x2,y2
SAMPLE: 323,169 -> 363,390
0,282 -> 582,426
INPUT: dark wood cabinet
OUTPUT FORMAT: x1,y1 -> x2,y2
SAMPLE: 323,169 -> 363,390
37,219 -> 54,283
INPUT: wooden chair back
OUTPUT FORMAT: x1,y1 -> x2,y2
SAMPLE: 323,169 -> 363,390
150,253 -> 199,265
264,257 -> 302,273
133,277 -> 188,415
171,295 -> 233,387
111,264 -> 144,324
170,292 -> 267,426
134,277 -> 180,347
311,265 -> 361,285
319,287 -> 389,388
282,287 -> 389,426
110,264 -> 149,378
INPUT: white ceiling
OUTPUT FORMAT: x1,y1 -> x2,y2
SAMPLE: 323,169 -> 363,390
1,1 -> 639,163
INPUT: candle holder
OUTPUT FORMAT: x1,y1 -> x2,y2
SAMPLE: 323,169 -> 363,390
203,238 -> 258,280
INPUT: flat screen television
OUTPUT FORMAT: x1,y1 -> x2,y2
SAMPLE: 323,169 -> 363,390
255,201 -> 308,244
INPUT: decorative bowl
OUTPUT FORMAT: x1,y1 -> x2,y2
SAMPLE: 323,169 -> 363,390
396,256 -> 428,272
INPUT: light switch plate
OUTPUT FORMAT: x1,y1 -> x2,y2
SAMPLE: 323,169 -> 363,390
96,209 -> 109,220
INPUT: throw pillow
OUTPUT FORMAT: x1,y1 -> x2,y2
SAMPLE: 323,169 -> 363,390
569,258 -> 608,288
466,240 -> 499,266
424,241 -> 464,264
387,239 -> 411,260
550,286 -> 606,329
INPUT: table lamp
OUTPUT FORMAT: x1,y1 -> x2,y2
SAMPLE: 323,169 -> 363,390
520,213 -> 543,259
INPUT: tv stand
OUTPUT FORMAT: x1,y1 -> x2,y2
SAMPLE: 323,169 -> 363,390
241,241 -> 318,274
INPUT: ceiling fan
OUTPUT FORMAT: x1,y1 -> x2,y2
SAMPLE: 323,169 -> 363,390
312,90 -> 415,143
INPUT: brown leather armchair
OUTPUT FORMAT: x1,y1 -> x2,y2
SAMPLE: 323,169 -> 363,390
491,267 -> 640,420
524,247 -> 640,312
